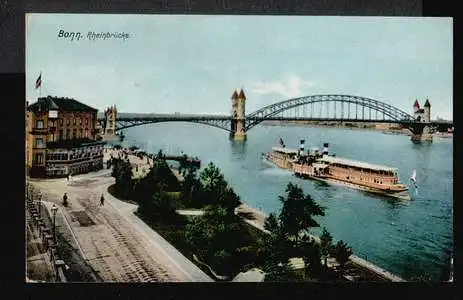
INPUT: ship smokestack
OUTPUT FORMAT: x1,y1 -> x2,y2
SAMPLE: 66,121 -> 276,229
300,139 -> 305,155
323,143 -> 329,155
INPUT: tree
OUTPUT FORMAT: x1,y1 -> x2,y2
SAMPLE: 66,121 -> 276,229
157,149 -> 164,159
278,183 -> 325,244
199,162 -> 241,211
264,213 -> 280,234
263,261 -> 302,282
334,240 -> 353,279
184,203 -> 253,277
111,158 -> 133,199
320,227 -> 333,269
180,159 -> 202,208
298,235 -> 323,280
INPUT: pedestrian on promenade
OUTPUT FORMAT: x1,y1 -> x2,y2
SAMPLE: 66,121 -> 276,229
66,172 -> 70,181
62,193 -> 68,207
100,194 -> 105,206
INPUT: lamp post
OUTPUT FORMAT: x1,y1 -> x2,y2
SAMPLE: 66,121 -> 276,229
37,193 -> 42,218
51,204 -> 58,243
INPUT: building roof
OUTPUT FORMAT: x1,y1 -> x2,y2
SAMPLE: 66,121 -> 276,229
319,155 -> 397,172
424,99 -> 431,108
413,99 -> 420,108
231,90 -> 238,100
28,96 -> 98,114
237,88 -> 246,100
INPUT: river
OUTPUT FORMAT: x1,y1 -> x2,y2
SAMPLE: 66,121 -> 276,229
118,122 -> 453,281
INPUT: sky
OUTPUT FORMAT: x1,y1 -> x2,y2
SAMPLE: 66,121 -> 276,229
26,14 -> 453,120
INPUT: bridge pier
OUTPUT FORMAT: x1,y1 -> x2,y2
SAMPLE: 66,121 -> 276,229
231,131 -> 247,141
410,125 -> 433,143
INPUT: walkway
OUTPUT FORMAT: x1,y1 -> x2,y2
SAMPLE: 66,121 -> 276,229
31,169 -> 212,282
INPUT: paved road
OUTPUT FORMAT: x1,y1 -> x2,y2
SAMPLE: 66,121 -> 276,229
31,170 -> 212,282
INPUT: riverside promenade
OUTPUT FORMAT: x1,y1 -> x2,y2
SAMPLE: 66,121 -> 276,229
235,204 -> 406,282
107,145 -> 405,282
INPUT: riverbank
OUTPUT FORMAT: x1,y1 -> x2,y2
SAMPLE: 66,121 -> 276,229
106,144 -> 407,282
236,203 -> 405,282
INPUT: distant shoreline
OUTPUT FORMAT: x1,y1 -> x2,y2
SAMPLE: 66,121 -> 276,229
260,121 -> 409,134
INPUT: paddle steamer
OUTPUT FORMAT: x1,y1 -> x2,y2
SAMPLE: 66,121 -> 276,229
263,139 -> 410,200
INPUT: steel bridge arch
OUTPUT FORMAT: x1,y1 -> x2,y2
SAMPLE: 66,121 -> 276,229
110,119 -> 233,133
245,94 -> 415,131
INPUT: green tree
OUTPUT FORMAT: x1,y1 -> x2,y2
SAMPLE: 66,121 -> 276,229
334,240 -> 353,279
263,261 -> 302,282
298,235 -> 323,280
157,149 -> 164,159
180,159 -> 202,208
264,213 -> 280,234
320,227 -> 333,269
184,203 -> 253,277
111,158 -> 133,199
278,183 -> 325,244
199,162 -> 241,211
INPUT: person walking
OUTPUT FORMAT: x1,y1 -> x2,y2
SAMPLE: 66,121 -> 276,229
62,193 -> 68,207
100,194 -> 105,206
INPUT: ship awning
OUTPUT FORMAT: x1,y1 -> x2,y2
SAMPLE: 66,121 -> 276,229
319,155 -> 397,172
312,163 -> 328,169
271,147 -> 299,154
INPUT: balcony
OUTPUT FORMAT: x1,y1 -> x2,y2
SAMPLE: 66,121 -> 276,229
29,128 -> 48,134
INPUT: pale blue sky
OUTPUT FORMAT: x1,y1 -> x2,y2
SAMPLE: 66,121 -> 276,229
26,14 -> 453,120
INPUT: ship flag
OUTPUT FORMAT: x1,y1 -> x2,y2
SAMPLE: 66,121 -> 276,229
410,170 -> 417,183
410,169 -> 418,191
279,137 -> 285,148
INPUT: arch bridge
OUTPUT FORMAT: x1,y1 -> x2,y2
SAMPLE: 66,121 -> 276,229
99,94 -> 448,142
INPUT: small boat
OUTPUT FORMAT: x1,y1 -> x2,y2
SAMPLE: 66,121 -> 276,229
264,139 -> 410,200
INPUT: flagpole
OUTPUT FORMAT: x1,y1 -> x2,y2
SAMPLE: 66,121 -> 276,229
39,71 -> 42,98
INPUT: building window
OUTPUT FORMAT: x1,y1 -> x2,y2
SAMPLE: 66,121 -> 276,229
35,138 -> 45,148
67,118 -> 70,125
85,118 -> 89,125
34,153 -> 44,164
74,118 -> 76,125
73,129 -> 77,139
59,129 -> 64,140
60,118 -> 63,125
79,128 -> 83,138
65,130 -> 70,140
36,120 -> 44,129
80,118 -> 83,125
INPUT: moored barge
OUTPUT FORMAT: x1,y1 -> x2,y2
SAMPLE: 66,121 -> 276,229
263,139 -> 410,200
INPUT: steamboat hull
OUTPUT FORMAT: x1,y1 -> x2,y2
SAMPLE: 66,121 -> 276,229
294,172 -> 411,200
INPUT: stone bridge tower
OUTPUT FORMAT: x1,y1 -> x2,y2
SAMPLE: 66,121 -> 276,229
410,99 -> 432,142
104,105 -> 118,136
230,88 -> 247,140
